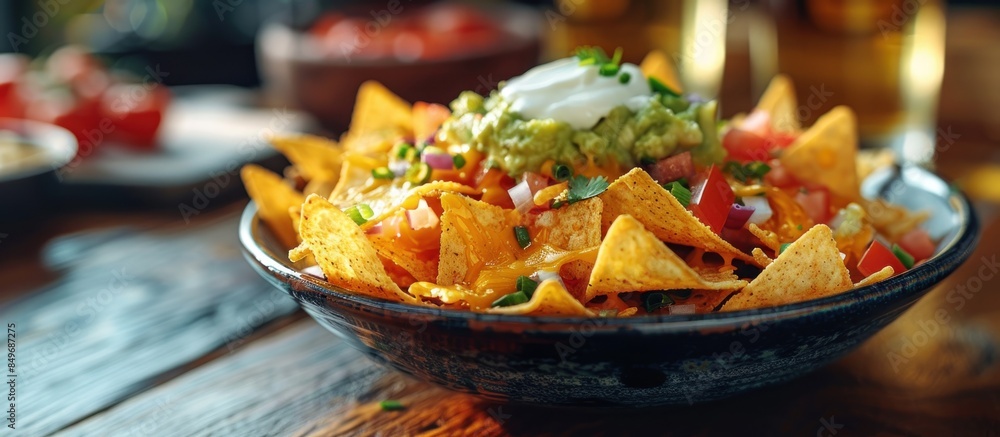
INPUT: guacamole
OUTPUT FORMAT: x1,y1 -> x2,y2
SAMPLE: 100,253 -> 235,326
439,91 -> 725,176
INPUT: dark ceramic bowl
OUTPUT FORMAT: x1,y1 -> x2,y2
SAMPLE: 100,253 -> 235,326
0,118 -> 77,228
240,165 -> 978,407
256,3 -> 542,132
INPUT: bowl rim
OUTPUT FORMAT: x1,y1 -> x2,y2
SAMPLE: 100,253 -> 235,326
239,179 -> 979,331
0,117 -> 78,182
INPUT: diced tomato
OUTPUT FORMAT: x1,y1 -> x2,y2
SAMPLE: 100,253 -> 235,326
412,101 -> 451,142
770,131 -> 797,148
795,186 -> 831,224
763,159 -> 800,188
27,92 -> 102,158
723,128 -> 773,162
689,165 -> 734,234
646,151 -> 694,184
101,83 -> 170,148
0,54 -> 28,119
858,241 -> 906,277
898,228 -> 936,262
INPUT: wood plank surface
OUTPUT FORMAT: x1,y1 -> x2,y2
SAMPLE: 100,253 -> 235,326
1,212 -> 298,435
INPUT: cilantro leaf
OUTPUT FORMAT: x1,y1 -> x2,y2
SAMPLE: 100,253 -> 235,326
566,175 -> 609,204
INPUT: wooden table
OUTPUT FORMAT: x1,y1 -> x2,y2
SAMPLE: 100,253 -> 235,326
3,9 -> 1000,437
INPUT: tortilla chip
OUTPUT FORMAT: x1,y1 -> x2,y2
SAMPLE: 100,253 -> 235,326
368,223 -> 438,283
531,197 -> 603,281
748,223 -> 781,253
756,74 -> 799,133
294,194 -> 414,303
268,134 -> 342,183
350,81 -> 412,135
412,102 -> 451,142
586,215 -> 748,301
640,50 -> 683,94
752,248 -> 773,268
722,224 -> 853,311
359,181 -> 480,231
855,266 -> 894,288
862,199 -> 930,243
599,168 -> 755,264
488,279 -> 594,317
780,106 -> 860,200
241,164 -> 304,249
437,193 -> 518,286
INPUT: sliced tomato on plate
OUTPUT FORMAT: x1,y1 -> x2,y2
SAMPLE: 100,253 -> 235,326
898,228 -> 936,262
858,240 -> 906,277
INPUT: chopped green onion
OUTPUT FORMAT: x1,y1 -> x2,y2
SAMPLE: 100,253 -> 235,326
550,199 -> 566,209
491,291 -> 529,308
345,205 -> 370,225
649,77 -> 680,97
553,164 -> 572,182
405,162 -> 432,184
639,156 -> 656,166
371,166 -> 394,179
599,63 -> 619,77
611,47 -> 623,67
453,154 -> 466,169
513,226 -> 531,249
516,275 -> 539,298
395,143 -> 413,159
664,181 -> 691,207
779,243 -> 791,254
643,291 -> 673,313
380,400 -> 405,411
796,224 -> 803,231
676,177 -> 689,188
618,72 -> 631,84
892,244 -> 915,269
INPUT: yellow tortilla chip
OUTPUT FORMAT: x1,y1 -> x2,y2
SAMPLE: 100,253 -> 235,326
752,248 -> 773,268
367,221 -> 438,283
359,181 -> 480,231
779,106 -> 860,200
531,197 -> 603,281
599,168 -> 755,264
756,74 -> 799,133
341,81 -> 412,152
722,224 -> 853,311
437,193 -> 519,286
488,279 -> 594,317
855,266 -> 894,288
862,199 -> 930,243
640,50 -> 683,94
293,194 -> 414,303
586,215 -> 748,301
268,134 -> 342,183
748,223 -> 781,253
241,164 -> 304,249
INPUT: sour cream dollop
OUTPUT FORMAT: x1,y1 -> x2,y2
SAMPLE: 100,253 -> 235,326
499,58 -> 652,130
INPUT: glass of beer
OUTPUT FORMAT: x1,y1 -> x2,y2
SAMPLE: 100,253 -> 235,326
749,0 -> 946,165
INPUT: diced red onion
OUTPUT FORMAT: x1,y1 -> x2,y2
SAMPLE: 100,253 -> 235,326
405,200 -> 439,230
742,196 -> 772,225
389,160 -> 411,177
724,203 -> 756,229
302,265 -> 325,279
421,152 -> 454,170
646,152 -> 694,184
669,304 -> 696,315
508,180 -> 534,214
